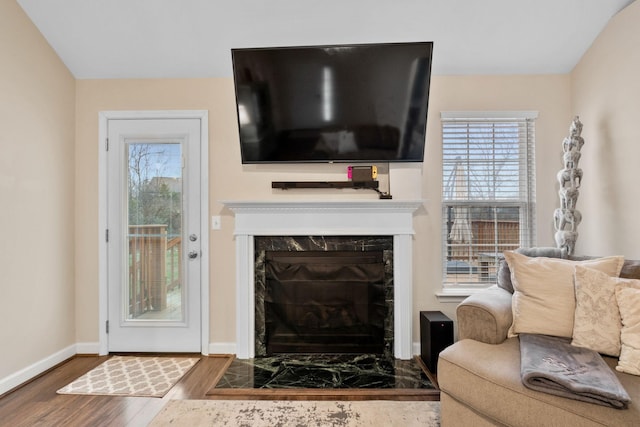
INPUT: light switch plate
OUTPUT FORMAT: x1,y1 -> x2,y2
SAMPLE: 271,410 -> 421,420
212,215 -> 221,230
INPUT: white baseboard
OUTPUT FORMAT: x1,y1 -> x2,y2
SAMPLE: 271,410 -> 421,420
413,341 -> 421,357
75,342 -> 100,355
209,342 -> 236,355
0,344 -> 76,396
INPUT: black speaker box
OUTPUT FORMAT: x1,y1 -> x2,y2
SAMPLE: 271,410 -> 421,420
420,311 -> 454,373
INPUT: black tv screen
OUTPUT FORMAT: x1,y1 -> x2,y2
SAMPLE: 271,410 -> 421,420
231,42 -> 433,163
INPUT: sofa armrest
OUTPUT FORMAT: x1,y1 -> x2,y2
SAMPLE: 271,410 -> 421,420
456,286 -> 513,344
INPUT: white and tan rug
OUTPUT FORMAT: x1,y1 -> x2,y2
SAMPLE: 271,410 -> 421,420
149,399 -> 440,426
57,356 -> 199,397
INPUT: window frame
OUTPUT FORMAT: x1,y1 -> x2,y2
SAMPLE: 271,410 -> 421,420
439,111 -> 537,295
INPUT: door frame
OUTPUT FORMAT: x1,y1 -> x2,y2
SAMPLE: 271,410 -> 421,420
98,110 -> 209,355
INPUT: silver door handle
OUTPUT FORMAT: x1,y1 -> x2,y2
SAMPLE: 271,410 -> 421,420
188,250 -> 199,259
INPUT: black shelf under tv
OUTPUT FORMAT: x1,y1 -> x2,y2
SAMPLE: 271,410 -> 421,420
272,181 -> 379,190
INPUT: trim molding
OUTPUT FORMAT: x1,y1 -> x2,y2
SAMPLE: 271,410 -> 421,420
436,287 -> 489,303
223,200 -> 422,360
98,110 -> 210,356
209,342 -> 237,355
75,342 -> 101,355
0,345 -> 76,395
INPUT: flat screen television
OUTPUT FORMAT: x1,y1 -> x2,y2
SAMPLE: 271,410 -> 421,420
231,42 -> 433,163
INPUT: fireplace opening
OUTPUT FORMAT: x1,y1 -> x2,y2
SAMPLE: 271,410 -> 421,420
264,250 -> 387,354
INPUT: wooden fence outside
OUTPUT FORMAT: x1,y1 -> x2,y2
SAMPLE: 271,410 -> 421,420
448,220 -> 520,260
128,225 -> 182,317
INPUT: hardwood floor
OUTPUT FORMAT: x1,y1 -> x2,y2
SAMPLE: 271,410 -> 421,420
0,354 -> 438,427
0,355 -> 230,427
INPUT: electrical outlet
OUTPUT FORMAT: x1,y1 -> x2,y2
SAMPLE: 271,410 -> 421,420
212,215 -> 221,230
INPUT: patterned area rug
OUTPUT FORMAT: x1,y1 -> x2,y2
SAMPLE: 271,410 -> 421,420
57,356 -> 199,397
149,399 -> 440,426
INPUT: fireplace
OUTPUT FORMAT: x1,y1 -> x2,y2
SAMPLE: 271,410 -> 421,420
224,200 -> 422,360
254,236 -> 393,357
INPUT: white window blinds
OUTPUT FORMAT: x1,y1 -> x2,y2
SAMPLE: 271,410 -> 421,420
441,111 -> 537,286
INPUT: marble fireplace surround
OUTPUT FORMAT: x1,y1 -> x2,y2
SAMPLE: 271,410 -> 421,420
223,200 -> 423,360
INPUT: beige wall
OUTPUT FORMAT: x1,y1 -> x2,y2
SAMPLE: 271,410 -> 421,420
74,78 -> 241,345
0,1 -> 76,380
421,74 -> 571,321
75,74 -> 571,346
74,78 -> 394,347
571,0 -> 640,259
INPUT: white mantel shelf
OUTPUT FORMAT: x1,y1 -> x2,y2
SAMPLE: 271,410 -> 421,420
223,200 -> 424,210
223,199 -> 424,360
223,200 -> 424,236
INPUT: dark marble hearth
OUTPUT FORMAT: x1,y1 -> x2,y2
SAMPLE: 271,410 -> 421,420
213,354 -> 435,390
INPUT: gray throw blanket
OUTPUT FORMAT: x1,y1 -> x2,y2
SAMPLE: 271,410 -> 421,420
520,333 -> 630,409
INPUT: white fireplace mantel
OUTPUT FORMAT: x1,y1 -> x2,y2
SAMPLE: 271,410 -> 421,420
223,200 -> 423,359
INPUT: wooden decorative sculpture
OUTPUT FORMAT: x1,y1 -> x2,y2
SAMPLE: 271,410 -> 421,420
554,116 -> 584,256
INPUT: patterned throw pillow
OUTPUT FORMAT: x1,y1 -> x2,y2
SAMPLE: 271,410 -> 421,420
571,266 -> 639,357
615,283 -> 640,376
504,251 -> 624,339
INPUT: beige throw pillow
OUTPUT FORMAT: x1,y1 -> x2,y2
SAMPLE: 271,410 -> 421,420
572,266 -> 638,356
504,251 -> 624,339
615,283 -> 640,376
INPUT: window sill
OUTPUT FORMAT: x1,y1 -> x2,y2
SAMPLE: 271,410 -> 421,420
436,286 -> 493,303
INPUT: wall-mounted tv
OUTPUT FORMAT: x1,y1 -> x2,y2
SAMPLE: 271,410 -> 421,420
231,42 -> 433,163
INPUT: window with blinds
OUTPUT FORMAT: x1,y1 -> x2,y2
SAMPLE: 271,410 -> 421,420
441,112 -> 537,287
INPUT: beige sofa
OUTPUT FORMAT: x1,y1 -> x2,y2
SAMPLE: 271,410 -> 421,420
438,251 -> 640,427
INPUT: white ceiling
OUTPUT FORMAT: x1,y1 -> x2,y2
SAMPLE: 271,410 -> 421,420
17,0 -> 635,79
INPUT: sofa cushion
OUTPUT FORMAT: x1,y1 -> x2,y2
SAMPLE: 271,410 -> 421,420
504,251 -> 624,338
572,266 -> 628,357
497,247 -> 566,293
620,259 -> 640,280
498,250 -> 640,294
616,283 -> 640,376
438,338 -> 640,427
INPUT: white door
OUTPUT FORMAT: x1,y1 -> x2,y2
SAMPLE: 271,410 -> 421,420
106,118 -> 202,352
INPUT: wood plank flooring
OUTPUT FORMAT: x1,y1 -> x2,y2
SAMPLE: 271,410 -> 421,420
0,355 -> 438,427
